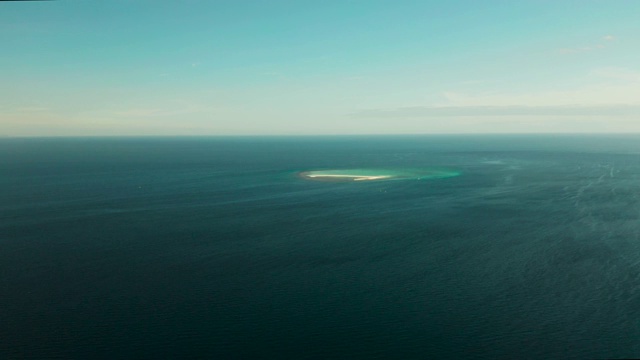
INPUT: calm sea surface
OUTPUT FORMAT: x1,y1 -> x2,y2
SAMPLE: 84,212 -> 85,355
3,135 -> 640,358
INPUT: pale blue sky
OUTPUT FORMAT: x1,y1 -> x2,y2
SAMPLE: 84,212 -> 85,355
2,0 -> 640,135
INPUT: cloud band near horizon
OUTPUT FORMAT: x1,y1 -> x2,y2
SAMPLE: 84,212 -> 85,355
351,104 -> 640,118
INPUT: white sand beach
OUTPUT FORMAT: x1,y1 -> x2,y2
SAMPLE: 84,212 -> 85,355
301,173 -> 394,181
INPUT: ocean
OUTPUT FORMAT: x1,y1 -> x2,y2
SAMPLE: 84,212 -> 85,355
3,135 -> 640,358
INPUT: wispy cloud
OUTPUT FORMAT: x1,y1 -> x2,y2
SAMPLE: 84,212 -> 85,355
590,67 -> 640,82
353,66 -> 640,119
440,71 -> 640,107
558,35 -> 616,54
113,102 -> 216,118
114,108 -> 173,117
351,104 -> 640,118
12,106 -> 50,113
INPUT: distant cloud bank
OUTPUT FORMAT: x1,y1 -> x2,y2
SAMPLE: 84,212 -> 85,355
351,104 -> 640,118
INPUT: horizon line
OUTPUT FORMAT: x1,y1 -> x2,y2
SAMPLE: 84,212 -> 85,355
4,132 -> 640,139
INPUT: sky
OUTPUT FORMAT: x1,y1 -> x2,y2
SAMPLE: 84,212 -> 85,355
2,0 -> 640,136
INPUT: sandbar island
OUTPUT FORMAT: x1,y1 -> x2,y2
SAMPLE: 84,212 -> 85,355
298,170 -> 400,182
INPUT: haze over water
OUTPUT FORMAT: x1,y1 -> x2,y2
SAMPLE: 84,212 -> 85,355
3,135 -> 640,358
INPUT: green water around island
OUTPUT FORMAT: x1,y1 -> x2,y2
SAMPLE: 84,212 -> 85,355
299,168 -> 461,181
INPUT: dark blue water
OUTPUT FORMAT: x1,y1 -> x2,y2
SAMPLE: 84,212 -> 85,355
3,135 -> 640,359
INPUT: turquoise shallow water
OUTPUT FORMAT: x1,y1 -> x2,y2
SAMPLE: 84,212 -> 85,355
3,135 -> 640,358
